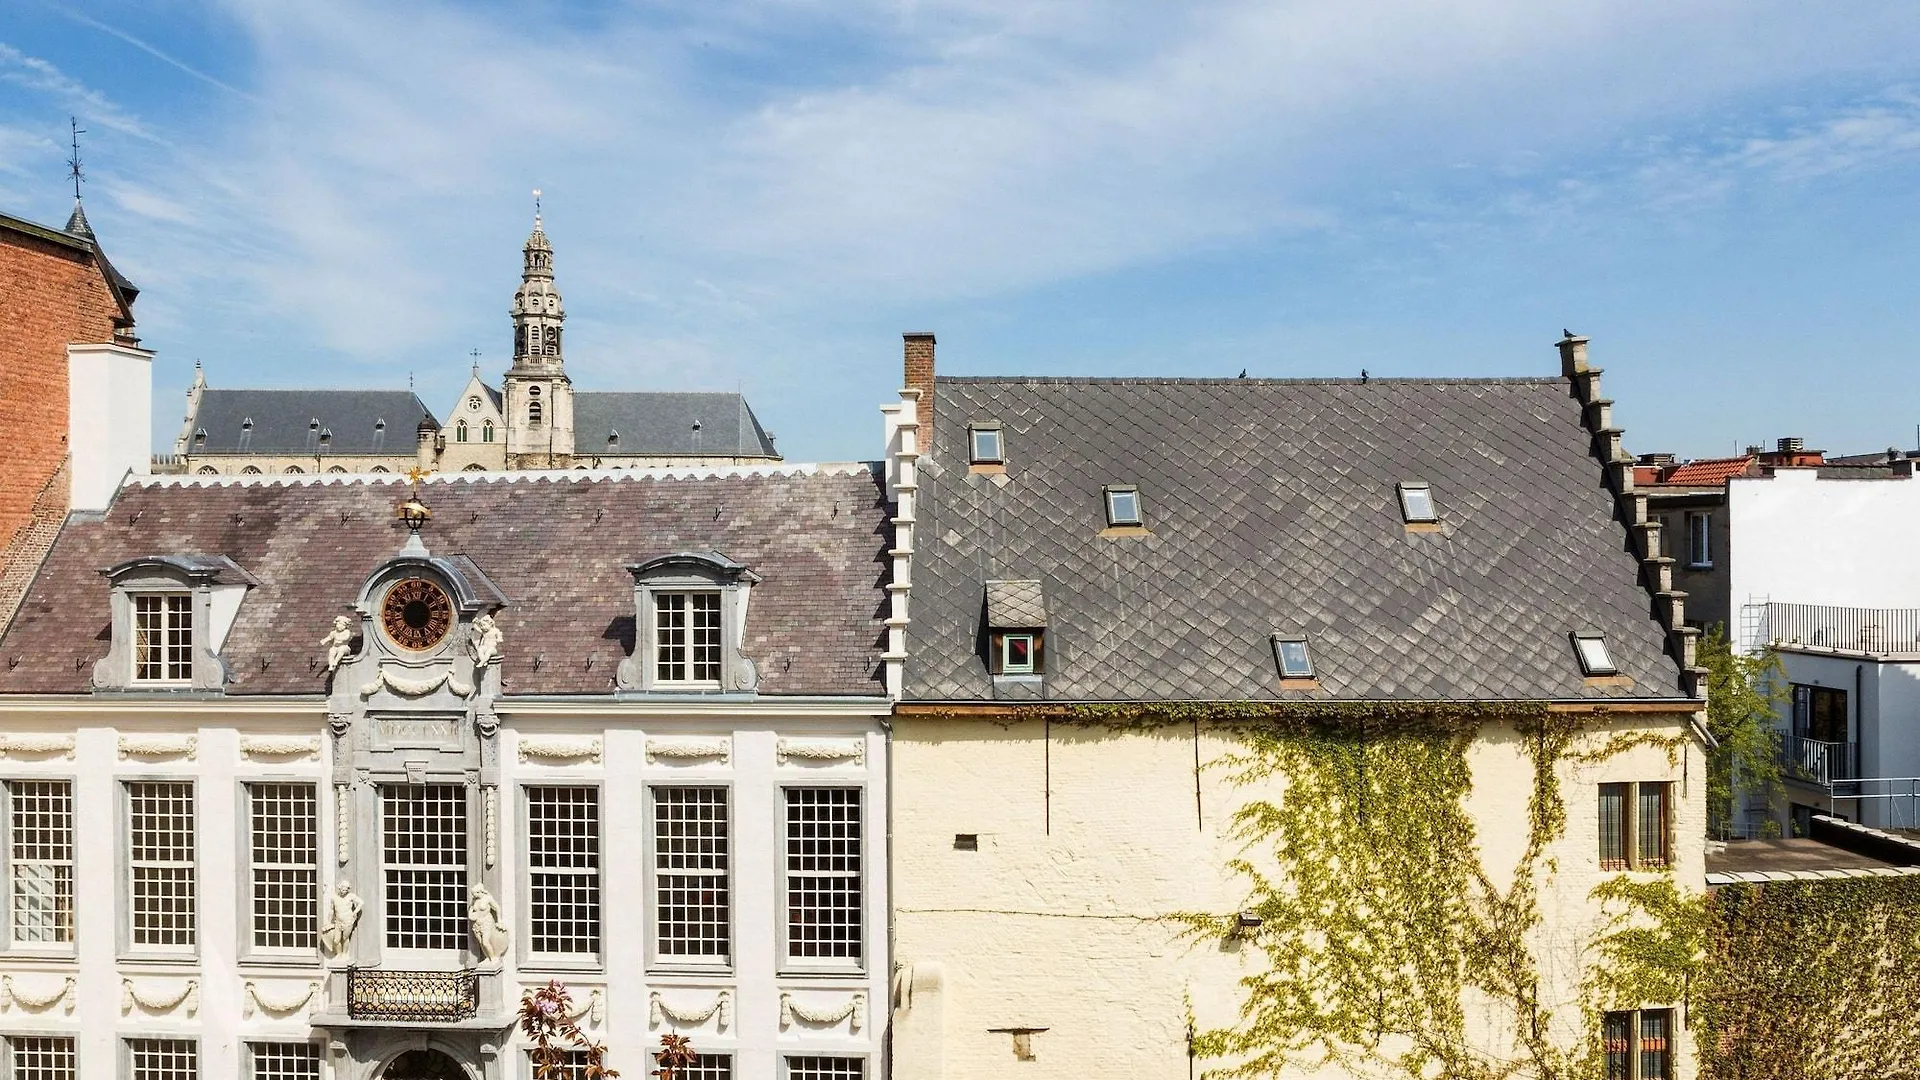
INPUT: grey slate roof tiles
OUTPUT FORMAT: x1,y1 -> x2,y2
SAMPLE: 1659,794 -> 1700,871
190,389 -> 437,454
0,468 -> 889,697
574,392 -> 778,458
906,376 -> 1686,703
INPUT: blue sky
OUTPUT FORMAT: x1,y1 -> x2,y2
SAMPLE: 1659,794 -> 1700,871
5,1 -> 1920,463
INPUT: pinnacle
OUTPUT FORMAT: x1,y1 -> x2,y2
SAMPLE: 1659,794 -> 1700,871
64,199 -> 93,239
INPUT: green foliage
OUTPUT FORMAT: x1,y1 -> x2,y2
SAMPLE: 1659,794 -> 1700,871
1695,628 -> 1786,838
943,699 -> 1558,737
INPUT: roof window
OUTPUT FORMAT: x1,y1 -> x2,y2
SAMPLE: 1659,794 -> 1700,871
1571,631 -> 1617,676
969,424 -> 1003,464
1398,482 -> 1436,523
1104,486 -> 1142,527
1272,634 -> 1314,679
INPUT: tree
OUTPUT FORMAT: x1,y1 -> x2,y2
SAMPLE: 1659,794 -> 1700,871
520,980 -> 618,1079
1697,626 -> 1786,838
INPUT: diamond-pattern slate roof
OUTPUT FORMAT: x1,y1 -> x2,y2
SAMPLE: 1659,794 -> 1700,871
985,580 -> 1048,628
0,468 -> 888,697
906,376 -> 1686,702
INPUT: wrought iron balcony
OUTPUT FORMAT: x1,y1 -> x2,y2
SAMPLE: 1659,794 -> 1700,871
346,968 -> 479,1022
1780,735 -> 1859,788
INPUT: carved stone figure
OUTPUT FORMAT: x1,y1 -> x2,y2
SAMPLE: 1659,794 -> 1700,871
318,881 -> 363,956
468,883 -> 508,961
321,615 -> 356,673
468,613 -> 503,669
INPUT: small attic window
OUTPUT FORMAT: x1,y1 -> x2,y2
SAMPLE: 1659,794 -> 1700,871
969,424 -> 1003,464
1104,486 -> 1142,527
1398,482 -> 1436,523
1571,632 -> 1617,676
1272,634 -> 1314,679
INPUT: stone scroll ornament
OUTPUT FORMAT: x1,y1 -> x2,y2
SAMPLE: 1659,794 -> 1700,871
0,975 -> 74,1013
779,990 -> 866,1031
518,737 -> 604,764
122,978 -> 199,1017
650,989 -> 731,1030
0,734 -> 75,759
776,737 -> 865,766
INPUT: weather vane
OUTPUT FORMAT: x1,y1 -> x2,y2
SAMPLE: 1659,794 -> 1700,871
67,117 -> 85,202
532,187 -> 542,226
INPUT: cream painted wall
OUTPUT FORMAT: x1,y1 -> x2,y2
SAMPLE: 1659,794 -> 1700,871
67,343 -> 153,512
890,714 -> 1705,1080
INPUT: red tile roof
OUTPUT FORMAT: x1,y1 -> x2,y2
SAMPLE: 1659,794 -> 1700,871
1655,456 -> 1756,486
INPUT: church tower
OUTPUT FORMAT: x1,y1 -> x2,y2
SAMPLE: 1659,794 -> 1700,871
502,199 -> 575,468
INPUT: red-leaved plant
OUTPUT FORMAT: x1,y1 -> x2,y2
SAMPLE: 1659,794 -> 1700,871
520,980 -> 618,1079
654,1033 -> 698,1080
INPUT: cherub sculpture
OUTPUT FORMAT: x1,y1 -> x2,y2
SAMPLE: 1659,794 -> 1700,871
321,615 -> 356,673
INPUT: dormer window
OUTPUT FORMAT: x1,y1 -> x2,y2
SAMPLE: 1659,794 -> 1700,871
1571,631 -> 1617,676
969,424 -> 1004,464
984,580 -> 1046,677
1104,486 -> 1142,527
1272,634 -> 1314,679
999,633 -> 1037,675
655,592 -> 722,685
132,595 -> 193,683
617,552 -> 762,694
1398,482 -> 1436,523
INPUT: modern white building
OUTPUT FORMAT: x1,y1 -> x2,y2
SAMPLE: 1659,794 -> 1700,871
0,467 -> 892,1080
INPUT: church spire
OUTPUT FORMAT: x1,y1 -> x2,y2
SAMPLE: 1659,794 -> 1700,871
511,189 -> 564,371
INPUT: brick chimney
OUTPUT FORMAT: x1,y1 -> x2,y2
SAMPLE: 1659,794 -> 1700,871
903,332 -> 936,443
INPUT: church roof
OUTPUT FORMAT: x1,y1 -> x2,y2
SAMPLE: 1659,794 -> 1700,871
188,389 -> 438,455
575,391 -> 779,459
0,466 -> 888,697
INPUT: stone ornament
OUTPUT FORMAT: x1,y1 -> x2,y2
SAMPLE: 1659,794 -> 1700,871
327,711 -> 353,737
469,883 -> 509,961
776,737 -> 865,766
118,733 -> 197,760
0,975 -> 74,1013
360,666 -> 474,699
645,737 -> 730,764
779,990 -> 865,1031
0,735 -> 75,759
321,615 -> 356,673
529,985 -> 605,1026
468,613 -> 503,668
240,735 -> 320,760
319,882 -> 363,956
243,979 -> 321,1018
122,978 -> 199,1017
650,989 -> 730,1030
517,736 -> 603,765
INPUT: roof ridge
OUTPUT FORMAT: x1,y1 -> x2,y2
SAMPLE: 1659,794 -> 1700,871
933,375 -> 1561,386
130,461 -> 879,489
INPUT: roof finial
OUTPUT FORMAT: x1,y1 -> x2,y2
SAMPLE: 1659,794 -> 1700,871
470,347 -> 481,376
532,187 -> 543,229
67,117 -> 85,203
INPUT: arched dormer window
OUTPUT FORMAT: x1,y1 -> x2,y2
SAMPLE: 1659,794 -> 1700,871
616,551 -> 762,693
94,555 -> 257,691
456,420 -> 469,443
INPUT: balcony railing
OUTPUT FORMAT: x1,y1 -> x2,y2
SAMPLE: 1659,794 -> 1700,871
346,969 -> 478,1022
1758,603 -> 1920,655
1780,735 -> 1859,788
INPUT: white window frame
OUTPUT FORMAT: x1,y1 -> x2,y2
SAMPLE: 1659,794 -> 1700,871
782,1056 -> 867,1080
1397,482 -> 1436,523
647,784 -> 733,972
379,783 -> 470,960
122,780 -> 197,958
124,1037 -> 197,1080
131,593 -> 193,684
652,591 -> 724,688
522,784 -> 603,967
4,778 -> 74,954
1685,511 -> 1712,569
6,1034 -> 76,1079
779,785 -> 865,975
1572,632 -> 1617,677
1272,635 -> 1314,679
243,782 -> 318,960
245,1041 -> 322,1080
999,633 -> 1036,675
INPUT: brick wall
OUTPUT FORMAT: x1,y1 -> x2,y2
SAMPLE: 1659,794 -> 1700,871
0,223 -> 121,622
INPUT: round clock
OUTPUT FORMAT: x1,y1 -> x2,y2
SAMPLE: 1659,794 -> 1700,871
381,578 -> 454,651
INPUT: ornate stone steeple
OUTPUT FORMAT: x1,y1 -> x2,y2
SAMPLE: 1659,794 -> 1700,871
510,202 -> 565,372
502,192 -> 575,467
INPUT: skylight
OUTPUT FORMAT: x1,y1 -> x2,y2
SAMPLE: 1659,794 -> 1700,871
970,424 -> 1004,464
1398,482 -> 1437,523
1571,632 -> 1617,676
1272,634 -> 1314,679
1105,486 -> 1142,527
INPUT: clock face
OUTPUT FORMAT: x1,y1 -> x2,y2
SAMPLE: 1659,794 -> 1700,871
381,578 -> 454,651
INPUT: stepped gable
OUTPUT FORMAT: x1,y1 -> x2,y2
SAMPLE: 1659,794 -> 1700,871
0,467 -> 889,697
907,373 -> 1689,702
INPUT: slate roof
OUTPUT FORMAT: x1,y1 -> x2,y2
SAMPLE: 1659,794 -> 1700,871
0,467 -> 889,697
906,376 -> 1687,702
189,390 -> 438,455
575,392 -> 779,459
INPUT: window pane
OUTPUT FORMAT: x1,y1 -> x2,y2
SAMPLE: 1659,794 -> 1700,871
1004,635 -> 1033,673
1575,636 -> 1615,675
1637,784 -> 1669,869
129,1038 -> 196,1080
11,1035 -> 75,1080
970,428 -> 1001,462
787,1058 -> 864,1080
656,787 -> 729,960
1277,640 -> 1313,678
656,593 -> 722,683
1601,1013 -> 1630,1080
133,595 -> 192,681
251,784 -> 317,950
1106,489 -> 1140,525
250,1042 -> 321,1080
528,787 -> 600,955
10,780 -> 73,945
1598,784 -> 1628,871
786,788 -> 861,961
1400,484 -> 1435,521
1639,1010 -> 1672,1080
128,782 -> 196,947
382,785 -> 467,950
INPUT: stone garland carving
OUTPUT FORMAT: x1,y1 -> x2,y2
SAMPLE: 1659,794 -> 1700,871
359,667 -> 474,699
0,735 -> 75,759
776,738 -> 865,767
335,785 -> 350,865
517,737 -> 604,765
484,787 -> 498,869
528,985 -> 605,1026
243,979 -> 321,1018
122,978 -> 199,1017
779,990 -> 865,1031
650,989 -> 731,1030
118,734 -> 197,760
240,735 -> 320,760
645,737 -> 730,764
0,975 -> 74,1013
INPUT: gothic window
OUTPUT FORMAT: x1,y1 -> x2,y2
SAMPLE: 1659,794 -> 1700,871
284,466 -> 303,475
196,466 -> 218,476
529,401 -> 543,427
242,466 -> 263,475
370,465 -> 390,473
482,421 -> 495,442
456,420 -> 468,443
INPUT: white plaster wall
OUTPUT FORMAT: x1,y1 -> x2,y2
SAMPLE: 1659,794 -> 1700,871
1773,650 -> 1920,828
67,343 -> 153,512
0,704 -> 887,1080
1728,468 -> 1920,619
889,714 -> 1705,1080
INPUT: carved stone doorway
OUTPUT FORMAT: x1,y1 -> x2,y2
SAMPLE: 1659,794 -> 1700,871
382,1049 -> 468,1080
